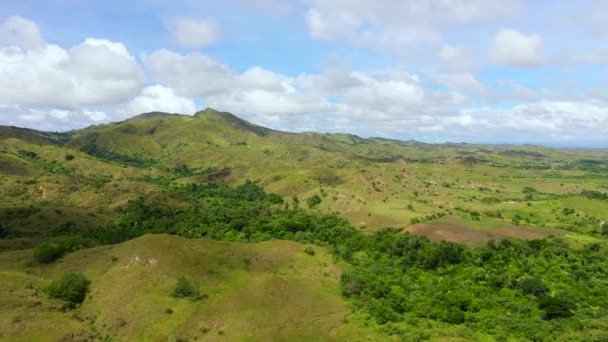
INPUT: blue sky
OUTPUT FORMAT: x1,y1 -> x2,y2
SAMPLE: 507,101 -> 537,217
0,0 -> 607,147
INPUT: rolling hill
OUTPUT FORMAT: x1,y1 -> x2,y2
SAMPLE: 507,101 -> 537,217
1,109 -> 608,340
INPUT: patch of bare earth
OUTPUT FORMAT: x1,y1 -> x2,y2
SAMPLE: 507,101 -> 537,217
404,222 -> 568,246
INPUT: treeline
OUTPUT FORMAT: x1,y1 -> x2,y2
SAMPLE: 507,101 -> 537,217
30,181 -> 608,340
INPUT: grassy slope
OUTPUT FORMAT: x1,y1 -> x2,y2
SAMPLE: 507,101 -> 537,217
0,234 -> 384,341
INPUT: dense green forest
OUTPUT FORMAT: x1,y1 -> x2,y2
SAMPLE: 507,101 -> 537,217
31,180 -> 608,340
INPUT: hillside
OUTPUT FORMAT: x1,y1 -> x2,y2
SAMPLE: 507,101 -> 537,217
0,234 -> 381,341
1,109 -> 608,340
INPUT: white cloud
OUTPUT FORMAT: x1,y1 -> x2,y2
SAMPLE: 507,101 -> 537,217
304,0 -> 521,62
439,44 -> 475,71
456,101 -> 608,137
0,105 -> 110,131
0,16 -> 45,50
432,72 -> 486,95
143,49 -> 234,97
573,48 -> 608,64
0,17 -> 145,109
490,28 -> 544,67
241,0 -> 293,16
144,49 -> 331,117
164,17 -> 220,48
143,49 -> 464,127
127,85 -> 197,115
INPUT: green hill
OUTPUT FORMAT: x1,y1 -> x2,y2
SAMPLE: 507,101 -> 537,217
0,234 -> 381,341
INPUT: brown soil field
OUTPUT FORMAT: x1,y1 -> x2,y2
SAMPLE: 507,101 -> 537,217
403,221 -> 568,246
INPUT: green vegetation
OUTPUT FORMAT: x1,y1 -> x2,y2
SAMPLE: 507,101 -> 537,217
7,180 -> 604,340
1,109 -> 608,340
33,242 -> 66,263
171,276 -> 204,301
307,194 -> 322,208
44,272 -> 90,307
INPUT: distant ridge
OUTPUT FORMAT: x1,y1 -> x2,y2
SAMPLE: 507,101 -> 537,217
127,112 -> 190,122
194,107 -> 278,137
0,126 -> 68,146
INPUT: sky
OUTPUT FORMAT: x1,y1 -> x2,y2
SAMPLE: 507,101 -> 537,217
0,0 -> 607,147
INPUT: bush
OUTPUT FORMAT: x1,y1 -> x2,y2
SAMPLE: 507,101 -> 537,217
304,246 -> 315,256
307,194 -> 322,208
519,277 -> 548,297
34,242 -> 67,264
0,224 -> 8,238
44,272 -> 90,306
64,154 -> 75,161
539,295 -> 576,320
171,276 -> 203,300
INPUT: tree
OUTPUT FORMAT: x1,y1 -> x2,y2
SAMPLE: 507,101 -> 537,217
44,272 -> 90,307
519,277 -> 548,297
539,295 -> 576,319
34,242 -> 66,264
171,276 -> 203,300
307,194 -> 322,208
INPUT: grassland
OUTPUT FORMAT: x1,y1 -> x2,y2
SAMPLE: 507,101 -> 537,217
0,234 -> 384,341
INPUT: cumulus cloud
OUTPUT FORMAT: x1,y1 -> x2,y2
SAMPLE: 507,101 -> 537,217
452,101 -> 608,142
304,0 -> 521,62
127,85 -> 197,115
143,49 -> 466,128
144,49 -> 234,97
490,28 -> 544,67
0,16 -> 145,109
164,17 -> 220,48
431,73 -> 487,95
0,16 -> 45,50
0,105 -> 110,131
439,44 -> 475,71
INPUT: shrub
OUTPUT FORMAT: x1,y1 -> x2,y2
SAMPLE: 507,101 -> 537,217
519,277 -> 548,297
539,295 -> 576,320
0,224 -> 8,238
44,272 -> 90,306
34,242 -> 67,264
64,154 -> 75,161
304,246 -> 315,256
307,194 -> 322,208
443,308 -> 466,324
171,276 -> 203,300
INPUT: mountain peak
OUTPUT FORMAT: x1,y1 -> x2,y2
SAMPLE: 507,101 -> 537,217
194,108 -> 241,121
194,108 -> 274,136
128,111 -> 189,121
